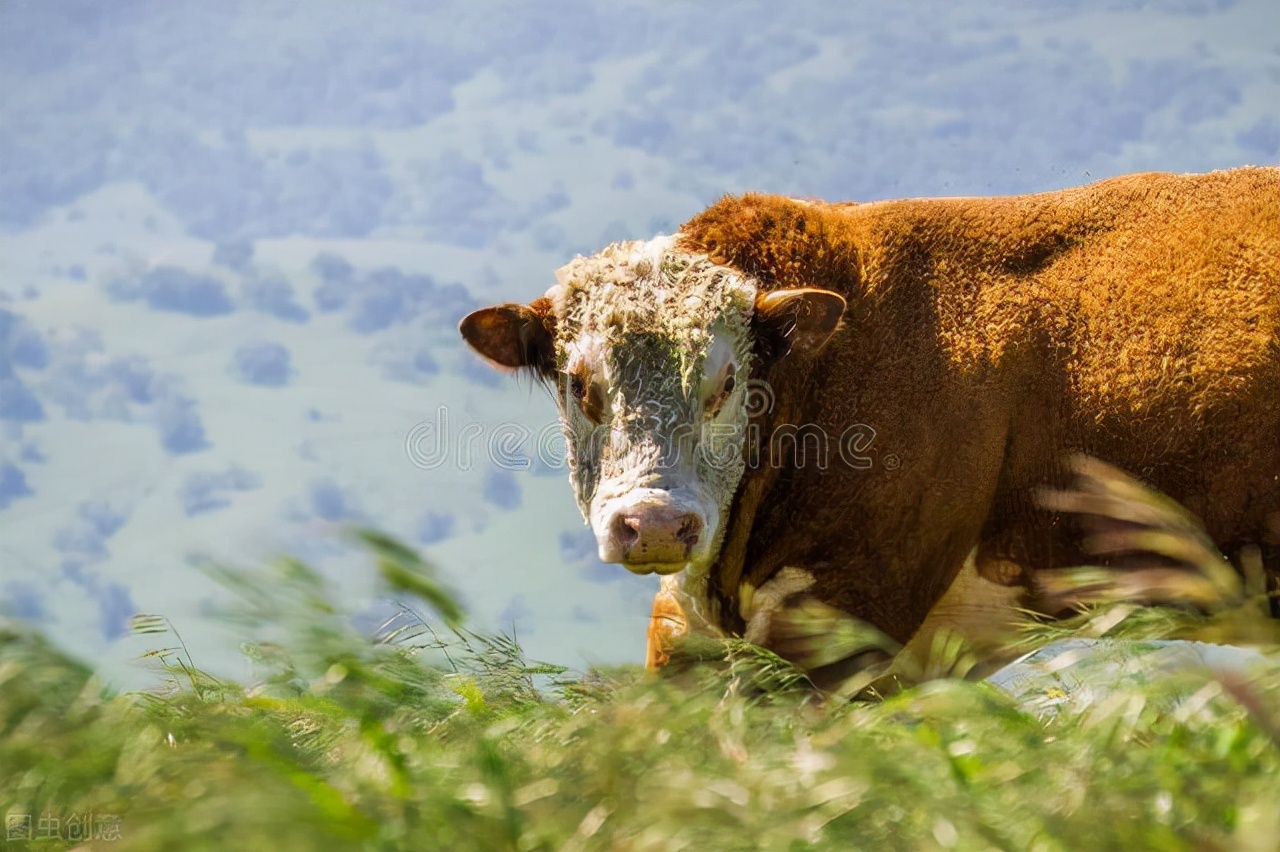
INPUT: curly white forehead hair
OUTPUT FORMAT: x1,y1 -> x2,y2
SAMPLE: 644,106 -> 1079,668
547,236 -> 759,392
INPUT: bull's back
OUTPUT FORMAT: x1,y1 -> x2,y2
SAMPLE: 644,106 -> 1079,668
1021,169 -> 1278,546
901,167 -> 1280,552
1039,169 -> 1278,421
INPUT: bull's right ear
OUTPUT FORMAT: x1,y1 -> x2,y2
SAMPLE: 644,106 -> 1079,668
459,299 -> 556,377
752,288 -> 846,363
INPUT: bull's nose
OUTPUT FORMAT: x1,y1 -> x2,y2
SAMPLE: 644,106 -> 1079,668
606,506 -> 703,566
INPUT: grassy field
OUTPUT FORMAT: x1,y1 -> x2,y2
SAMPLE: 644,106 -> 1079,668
2,530 -> 1278,851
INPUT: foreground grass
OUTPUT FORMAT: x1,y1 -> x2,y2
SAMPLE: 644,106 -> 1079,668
2,533 -> 1278,851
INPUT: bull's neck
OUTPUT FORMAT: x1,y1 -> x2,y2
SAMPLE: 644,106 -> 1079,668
702,351 -> 817,634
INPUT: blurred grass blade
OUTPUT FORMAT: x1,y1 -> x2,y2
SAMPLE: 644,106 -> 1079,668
356,528 -> 465,627
130,614 -> 171,635
1037,565 -> 1228,612
1036,454 -> 1247,612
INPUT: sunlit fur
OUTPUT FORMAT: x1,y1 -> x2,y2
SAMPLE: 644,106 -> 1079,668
676,167 -> 1279,645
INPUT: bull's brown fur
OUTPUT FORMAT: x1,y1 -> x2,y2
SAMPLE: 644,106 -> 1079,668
677,167 -> 1279,642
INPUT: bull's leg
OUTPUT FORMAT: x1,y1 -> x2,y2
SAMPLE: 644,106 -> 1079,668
656,562 -> 1013,695
644,576 -> 689,670
645,569 -> 886,685
739,568 -> 899,694
652,555 -> 1028,690
644,573 -> 727,670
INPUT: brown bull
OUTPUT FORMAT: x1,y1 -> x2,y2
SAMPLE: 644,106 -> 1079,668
461,167 -> 1279,678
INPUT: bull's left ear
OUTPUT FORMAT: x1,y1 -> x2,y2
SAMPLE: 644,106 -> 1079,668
752,288 -> 846,359
459,298 -> 556,376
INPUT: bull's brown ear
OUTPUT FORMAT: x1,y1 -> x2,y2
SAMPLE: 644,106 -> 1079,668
459,299 -> 556,376
752,288 -> 846,360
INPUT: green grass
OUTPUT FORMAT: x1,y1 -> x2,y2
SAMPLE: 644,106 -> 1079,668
2,531 -> 1278,851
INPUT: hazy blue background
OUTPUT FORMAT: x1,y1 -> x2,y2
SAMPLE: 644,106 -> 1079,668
2,0 -> 1277,686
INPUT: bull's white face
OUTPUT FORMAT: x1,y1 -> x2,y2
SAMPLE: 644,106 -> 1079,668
549,237 -> 757,578
460,233 -> 845,585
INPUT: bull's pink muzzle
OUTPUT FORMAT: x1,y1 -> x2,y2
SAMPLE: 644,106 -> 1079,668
599,502 -> 704,571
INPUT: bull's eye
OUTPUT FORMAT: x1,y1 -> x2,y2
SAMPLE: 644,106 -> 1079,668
566,372 -> 606,424
704,364 -> 737,418
583,384 -> 606,424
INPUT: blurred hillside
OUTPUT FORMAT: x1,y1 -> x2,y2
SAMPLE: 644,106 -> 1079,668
1,0 -> 1277,686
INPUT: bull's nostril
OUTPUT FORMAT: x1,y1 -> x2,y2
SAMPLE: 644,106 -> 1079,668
676,514 -> 702,548
615,514 -> 641,548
